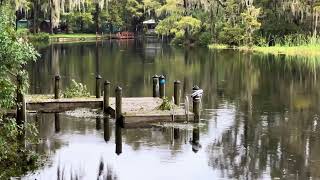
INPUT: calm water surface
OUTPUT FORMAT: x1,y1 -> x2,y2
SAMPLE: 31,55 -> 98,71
23,40 -> 320,179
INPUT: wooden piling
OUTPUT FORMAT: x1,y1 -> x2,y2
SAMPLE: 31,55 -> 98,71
192,85 -> 201,123
103,80 -> 110,113
159,75 -> 165,98
152,75 -> 159,97
174,80 -> 181,106
96,75 -> 102,98
115,86 -> 122,120
54,75 -> 60,99
16,75 -> 26,125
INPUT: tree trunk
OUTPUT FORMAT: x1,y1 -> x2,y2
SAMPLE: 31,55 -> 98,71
33,1 -> 38,34
49,0 -> 54,34
15,11 -> 19,31
95,3 -> 100,34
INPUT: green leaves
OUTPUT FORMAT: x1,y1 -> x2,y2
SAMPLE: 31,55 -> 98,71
62,79 -> 91,98
0,5 -> 39,109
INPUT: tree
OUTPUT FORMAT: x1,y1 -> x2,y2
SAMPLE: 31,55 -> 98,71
0,4 -> 39,178
241,5 -> 261,46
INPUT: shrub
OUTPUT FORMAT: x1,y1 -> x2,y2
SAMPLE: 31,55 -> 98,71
0,118 -> 40,178
17,28 -> 30,37
218,25 -> 244,46
198,32 -> 212,46
62,79 -> 90,98
158,97 -> 174,110
28,32 -> 50,43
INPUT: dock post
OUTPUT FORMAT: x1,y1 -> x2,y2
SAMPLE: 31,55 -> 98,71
54,75 -> 60,99
96,75 -> 102,98
192,85 -> 201,123
103,80 -> 110,113
174,80 -> 181,106
115,86 -> 122,120
16,75 -> 26,126
152,75 -> 159,97
159,75 -> 165,98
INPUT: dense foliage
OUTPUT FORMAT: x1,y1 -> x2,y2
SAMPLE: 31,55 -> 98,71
0,3 -> 39,179
9,0 -> 320,46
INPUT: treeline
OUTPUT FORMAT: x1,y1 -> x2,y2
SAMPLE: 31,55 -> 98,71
4,0 -> 320,46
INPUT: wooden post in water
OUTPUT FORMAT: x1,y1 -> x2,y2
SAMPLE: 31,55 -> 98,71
54,75 -> 60,99
103,80 -> 110,113
115,86 -> 122,120
192,85 -> 201,123
16,75 -> 26,125
174,80 -> 181,106
96,75 -> 102,98
159,75 -> 165,98
152,75 -> 159,97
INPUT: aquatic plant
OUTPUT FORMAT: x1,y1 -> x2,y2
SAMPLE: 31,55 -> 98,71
158,97 -> 174,110
62,79 -> 90,98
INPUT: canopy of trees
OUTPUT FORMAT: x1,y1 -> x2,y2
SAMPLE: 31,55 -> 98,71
5,0 -> 320,45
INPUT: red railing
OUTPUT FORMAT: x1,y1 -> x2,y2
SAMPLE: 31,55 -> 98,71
115,32 -> 135,39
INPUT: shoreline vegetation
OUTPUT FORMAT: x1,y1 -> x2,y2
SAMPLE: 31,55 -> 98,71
209,34 -> 320,57
209,44 -> 320,57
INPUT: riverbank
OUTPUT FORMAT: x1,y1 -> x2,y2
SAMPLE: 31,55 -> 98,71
49,33 -> 111,43
209,43 -> 320,56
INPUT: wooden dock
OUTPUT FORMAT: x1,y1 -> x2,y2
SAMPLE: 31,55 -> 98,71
26,95 -> 193,127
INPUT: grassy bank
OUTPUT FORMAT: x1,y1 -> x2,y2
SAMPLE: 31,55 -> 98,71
209,43 -> 320,57
249,45 -> 320,56
49,33 -> 100,38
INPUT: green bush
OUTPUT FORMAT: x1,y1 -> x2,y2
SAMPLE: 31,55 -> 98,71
28,32 -> 50,43
171,34 -> 185,46
218,25 -> 244,46
158,97 -> 174,110
0,118 -> 40,178
62,79 -> 90,98
198,32 -> 212,46
17,28 -> 30,37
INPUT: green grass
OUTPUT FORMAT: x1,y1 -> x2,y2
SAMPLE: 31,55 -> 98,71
208,43 -> 229,49
50,33 -> 100,38
250,45 -> 320,56
209,43 -> 320,57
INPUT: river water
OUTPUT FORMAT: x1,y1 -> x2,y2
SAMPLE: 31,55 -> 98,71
23,40 -> 320,179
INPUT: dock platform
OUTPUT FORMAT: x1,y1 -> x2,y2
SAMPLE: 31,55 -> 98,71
26,95 -> 194,127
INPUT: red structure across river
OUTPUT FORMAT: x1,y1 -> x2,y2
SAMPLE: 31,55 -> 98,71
115,32 -> 135,39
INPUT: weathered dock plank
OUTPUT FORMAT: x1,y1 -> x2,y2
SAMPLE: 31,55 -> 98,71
25,95 -> 194,126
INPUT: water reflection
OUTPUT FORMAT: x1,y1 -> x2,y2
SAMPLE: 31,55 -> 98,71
115,122 -> 122,155
54,113 -> 60,133
24,40 -> 320,179
96,117 -> 102,130
104,116 -> 110,142
191,127 -> 201,153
